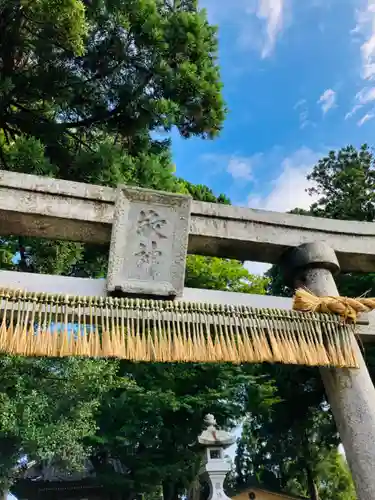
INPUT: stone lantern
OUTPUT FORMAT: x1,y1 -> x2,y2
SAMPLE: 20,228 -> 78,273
198,414 -> 235,500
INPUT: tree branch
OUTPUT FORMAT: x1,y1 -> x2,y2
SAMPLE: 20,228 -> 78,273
61,107 -> 120,129
8,101 -> 96,153
0,144 -> 8,169
61,64 -> 154,130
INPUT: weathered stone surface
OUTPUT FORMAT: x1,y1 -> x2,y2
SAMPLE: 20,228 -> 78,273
0,170 -> 113,244
283,242 -> 375,500
280,241 -> 340,286
3,170 -> 375,272
198,415 -> 233,500
188,204 -> 375,271
107,186 -> 191,298
198,414 -> 235,447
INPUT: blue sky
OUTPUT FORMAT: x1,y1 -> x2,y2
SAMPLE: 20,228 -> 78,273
171,0 -> 375,273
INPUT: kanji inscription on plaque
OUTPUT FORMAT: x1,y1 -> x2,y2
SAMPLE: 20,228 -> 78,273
137,209 -> 167,239
107,186 -> 191,298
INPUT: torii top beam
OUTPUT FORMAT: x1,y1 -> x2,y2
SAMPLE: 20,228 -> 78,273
0,168 -> 373,353
1,170 -> 375,273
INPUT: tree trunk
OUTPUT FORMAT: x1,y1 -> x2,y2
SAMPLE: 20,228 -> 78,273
301,430 -> 319,500
306,465 -> 319,500
0,491 -> 8,500
162,481 -> 179,500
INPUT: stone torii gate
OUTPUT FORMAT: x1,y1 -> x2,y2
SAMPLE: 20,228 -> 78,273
1,170 -> 375,498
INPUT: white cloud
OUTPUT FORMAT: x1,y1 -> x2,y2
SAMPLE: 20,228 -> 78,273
294,99 -> 306,109
299,110 -> 310,129
293,99 -> 312,129
347,4 -> 375,117
345,87 -> 375,119
227,157 -> 253,181
256,0 -> 285,58
201,0 -> 288,59
345,104 -> 363,119
201,153 -> 256,182
357,112 -> 375,125
244,147 -> 322,276
317,89 -> 336,114
247,147 -> 321,213
353,1 -> 375,80
356,85 -> 375,103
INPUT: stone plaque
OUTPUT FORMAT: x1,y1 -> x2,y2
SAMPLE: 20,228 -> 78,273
107,185 -> 191,298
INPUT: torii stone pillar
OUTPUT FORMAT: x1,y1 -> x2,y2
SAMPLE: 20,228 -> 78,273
198,414 -> 235,500
281,241 -> 375,500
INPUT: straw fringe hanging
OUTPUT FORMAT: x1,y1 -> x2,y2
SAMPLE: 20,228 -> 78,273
0,287 -> 359,368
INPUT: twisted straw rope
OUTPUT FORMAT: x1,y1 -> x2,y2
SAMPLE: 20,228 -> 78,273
0,287 -> 359,367
293,288 -> 375,321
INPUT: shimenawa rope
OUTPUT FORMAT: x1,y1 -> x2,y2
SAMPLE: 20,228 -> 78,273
293,288 -> 375,321
0,287 -> 359,368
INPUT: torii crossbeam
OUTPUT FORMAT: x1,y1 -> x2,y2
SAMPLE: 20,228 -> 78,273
0,170 -> 375,499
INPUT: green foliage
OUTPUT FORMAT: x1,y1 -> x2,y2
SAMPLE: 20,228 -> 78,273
0,356 -> 119,491
236,365 -> 340,499
178,179 -> 231,204
0,240 -> 14,270
89,362 -> 269,499
24,0 -> 88,56
316,450 -> 356,500
185,256 -> 269,294
307,144 -> 375,222
0,0 -> 225,177
3,136 -> 57,177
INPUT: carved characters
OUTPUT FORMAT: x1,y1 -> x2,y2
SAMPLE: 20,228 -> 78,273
135,241 -> 162,267
135,209 -> 167,278
137,210 -> 167,239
